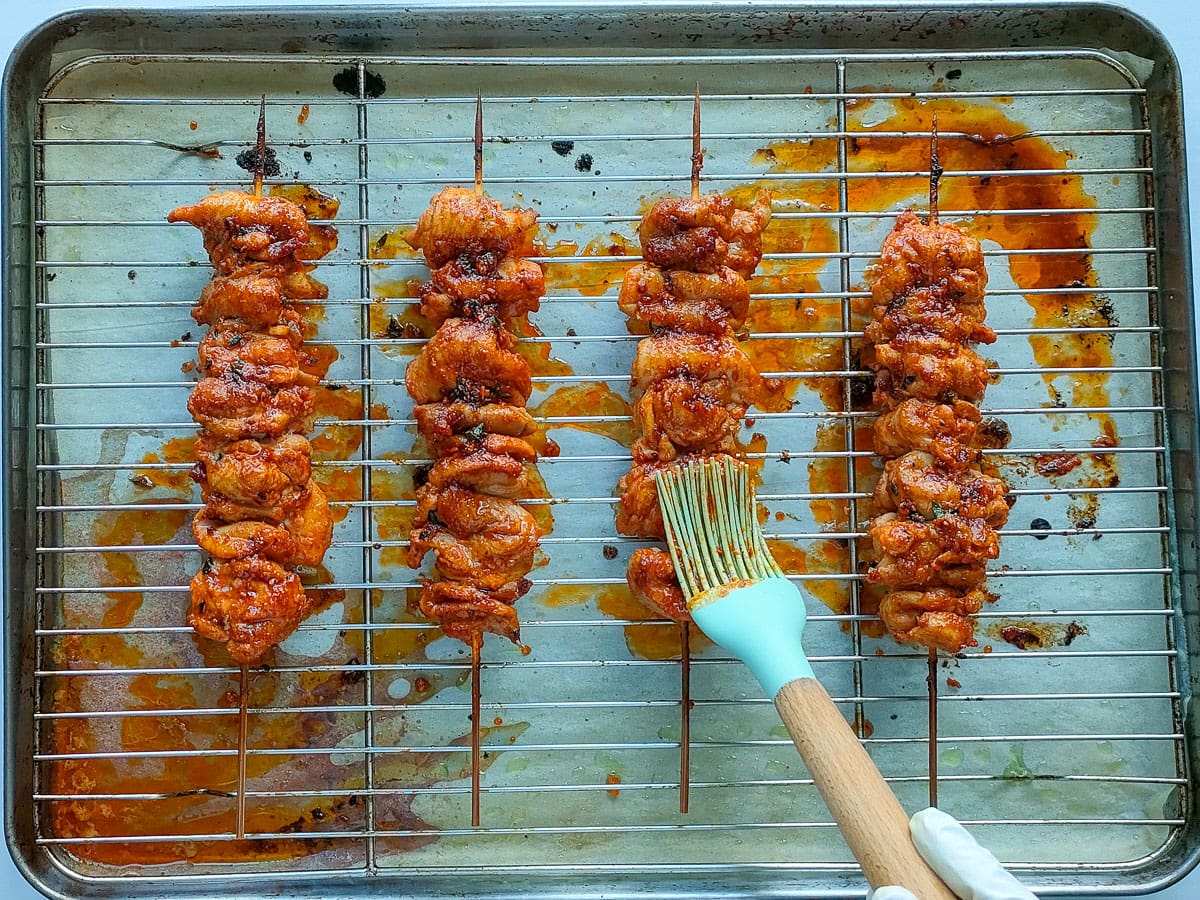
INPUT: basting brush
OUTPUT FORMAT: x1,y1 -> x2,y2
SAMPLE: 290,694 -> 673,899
656,456 -> 955,899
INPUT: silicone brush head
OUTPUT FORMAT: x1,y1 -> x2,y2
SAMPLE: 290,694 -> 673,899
656,456 -> 812,696
655,455 -> 784,596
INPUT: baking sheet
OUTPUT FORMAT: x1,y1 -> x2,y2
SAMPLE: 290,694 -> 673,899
32,49 -> 1179,881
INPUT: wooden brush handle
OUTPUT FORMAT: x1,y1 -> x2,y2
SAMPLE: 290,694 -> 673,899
775,678 -> 956,899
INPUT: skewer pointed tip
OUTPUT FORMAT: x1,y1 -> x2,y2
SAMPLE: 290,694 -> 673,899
474,92 -> 484,195
928,113 -> 942,224
253,96 -> 267,199
690,84 -> 703,200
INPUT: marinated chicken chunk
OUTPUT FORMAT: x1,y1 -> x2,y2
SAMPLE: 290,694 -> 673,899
639,191 -> 771,277
417,580 -> 526,645
409,485 -> 540,593
188,376 -> 314,441
420,439 -> 534,498
868,211 -> 988,309
873,399 -> 987,469
878,588 -> 986,653
194,481 -> 332,568
405,186 -> 538,269
868,512 -> 998,590
420,255 -> 544,325
188,556 -> 310,663
615,460 -> 678,539
627,548 -> 690,623
197,321 -> 315,388
193,433 -> 313,522
405,318 -> 532,407
633,376 -> 742,461
873,451 -> 1011,527
631,331 -> 763,407
873,340 -> 991,405
169,191 -> 311,273
413,401 -> 537,456
618,263 -> 750,334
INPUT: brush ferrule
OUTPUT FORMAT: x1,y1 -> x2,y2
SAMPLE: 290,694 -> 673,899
688,576 -> 813,698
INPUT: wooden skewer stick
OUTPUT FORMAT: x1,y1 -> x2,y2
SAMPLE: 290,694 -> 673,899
927,649 -> 939,808
474,91 -> 484,195
470,634 -> 483,827
925,115 -> 942,809
252,95 -> 267,199
234,97 -> 268,842
928,113 -> 943,225
679,621 -> 691,814
468,89 -> 485,829
236,664 -> 250,839
690,83 -> 703,201
467,92 -> 485,828
674,83 -> 703,814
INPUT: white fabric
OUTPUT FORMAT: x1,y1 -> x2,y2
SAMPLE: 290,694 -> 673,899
867,807 -> 1038,900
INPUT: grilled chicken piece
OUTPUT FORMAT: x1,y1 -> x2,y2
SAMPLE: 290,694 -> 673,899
194,481 -> 332,567
865,285 -> 995,348
188,377 -> 314,441
639,191 -> 771,277
631,331 -> 763,406
633,376 -> 742,461
627,548 -> 690,623
169,191 -> 311,273
405,186 -> 538,269
615,460 -> 679,539
405,318 -> 532,407
409,485 -> 540,593
413,401 -> 538,456
868,210 -> 988,310
878,587 -> 986,653
420,255 -> 544,325
618,263 -> 750,334
197,321 -> 316,389
873,451 -> 1011,527
420,437 -> 535,498
193,433 -> 313,522
868,511 -> 998,590
873,399 -> 991,469
417,580 -> 526,645
188,556 -> 310,663
873,340 -> 991,405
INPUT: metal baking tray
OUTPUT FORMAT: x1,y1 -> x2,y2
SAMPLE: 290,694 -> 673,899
4,3 -> 1197,898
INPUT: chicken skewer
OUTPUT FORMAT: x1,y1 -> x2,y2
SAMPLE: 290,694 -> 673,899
403,94 -> 547,826
616,86 -> 772,814
864,118 -> 1012,660
168,97 -> 337,838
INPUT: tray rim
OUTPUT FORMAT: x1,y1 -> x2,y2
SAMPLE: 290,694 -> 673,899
4,3 -> 1198,897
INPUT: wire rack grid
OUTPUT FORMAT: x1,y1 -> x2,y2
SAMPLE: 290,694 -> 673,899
24,46 -> 1186,890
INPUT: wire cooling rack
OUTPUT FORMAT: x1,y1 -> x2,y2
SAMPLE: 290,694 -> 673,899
25,46 -> 1184,891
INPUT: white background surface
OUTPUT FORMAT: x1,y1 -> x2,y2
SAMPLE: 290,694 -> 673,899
0,1 -> 1196,897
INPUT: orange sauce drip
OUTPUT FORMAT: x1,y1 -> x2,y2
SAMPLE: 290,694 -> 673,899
541,235 -> 631,297
606,772 -> 622,797
530,382 -> 635,447
90,504 -> 190,628
371,465 -> 417,569
133,436 -> 196,492
541,584 -> 712,660
368,228 -> 420,261
369,295 -> 432,359
268,184 -> 340,260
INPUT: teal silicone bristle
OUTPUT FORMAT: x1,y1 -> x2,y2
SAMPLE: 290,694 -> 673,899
656,456 -> 784,599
